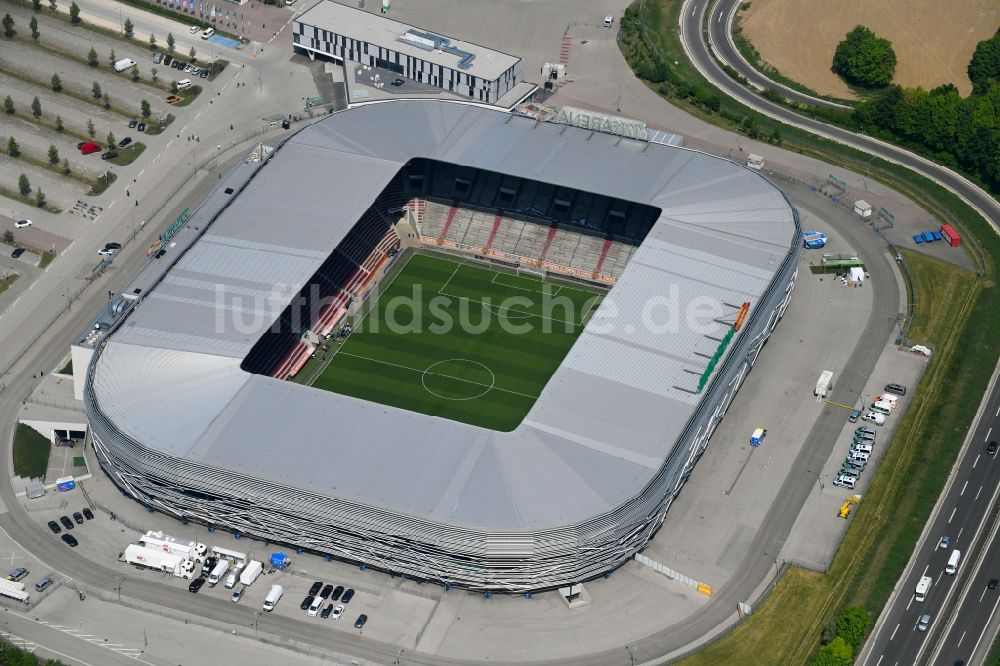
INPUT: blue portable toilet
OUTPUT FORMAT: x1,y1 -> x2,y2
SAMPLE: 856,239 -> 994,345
922,232 -> 935,243
750,428 -> 767,447
913,234 -> 924,244
270,552 -> 288,569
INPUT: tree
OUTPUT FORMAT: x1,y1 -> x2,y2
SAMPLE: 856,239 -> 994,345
102,92 -> 110,110
170,80 -> 179,94
87,46 -> 98,66
51,73 -> 62,92
968,28 -> 1000,96
833,25 -> 897,88
47,145 -> 59,164
132,66 -> 140,82
189,46 -> 196,61
812,636 -> 852,666
109,48 -> 116,67
107,131 -> 115,147
86,118 -> 95,137
29,15 -> 38,39
166,31 -> 175,53
140,99 -> 151,118
123,17 -> 134,38
7,137 -> 20,158
31,96 -> 41,118
2,13 -> 14,38
1,230 -> 12,243
61,157 -> 70,174
148,33 -> 156,50
32,0 -> 41,12
55,115 -> 64,132
3,95 -> 14,114
835,606 -> 870,649
18,173 -> 30,196
150,67 -> 158,81
35,188 -> 45,208
92,81 -> 102,99
69,1 -> 80,24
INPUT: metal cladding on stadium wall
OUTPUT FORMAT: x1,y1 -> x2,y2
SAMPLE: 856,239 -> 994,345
84,243 -> 799,592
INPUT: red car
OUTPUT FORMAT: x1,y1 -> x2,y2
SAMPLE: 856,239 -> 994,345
77,142 -> 102,155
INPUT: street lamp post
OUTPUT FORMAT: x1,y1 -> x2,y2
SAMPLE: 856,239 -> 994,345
625,645 -> 636,666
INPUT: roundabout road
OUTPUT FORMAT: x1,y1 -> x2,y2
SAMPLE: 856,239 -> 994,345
680,0 -> 1000,235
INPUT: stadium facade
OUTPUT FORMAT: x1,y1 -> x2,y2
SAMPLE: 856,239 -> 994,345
81,100 -> 800,592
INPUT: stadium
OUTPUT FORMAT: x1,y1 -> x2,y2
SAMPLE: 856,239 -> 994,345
83,100 -> 800,592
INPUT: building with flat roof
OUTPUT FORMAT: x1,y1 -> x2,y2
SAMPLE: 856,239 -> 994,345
293,1 -> 523,104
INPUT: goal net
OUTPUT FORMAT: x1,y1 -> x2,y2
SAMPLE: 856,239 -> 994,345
516,265 -> 547,281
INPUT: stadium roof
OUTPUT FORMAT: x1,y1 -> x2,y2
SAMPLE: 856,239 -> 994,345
91,100 -> 797,532
295,1 -> 521,82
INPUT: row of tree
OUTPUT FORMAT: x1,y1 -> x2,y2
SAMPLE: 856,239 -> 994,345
852,27 -> 1000,194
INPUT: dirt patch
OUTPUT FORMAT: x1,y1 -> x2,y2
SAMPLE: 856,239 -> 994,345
741,0 -> 1000,98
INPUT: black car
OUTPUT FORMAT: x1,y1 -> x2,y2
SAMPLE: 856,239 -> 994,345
137,122 -> 146,132
341,588 -> 355,603
47,520 -> 61,534
154,248 -> 166,259
300,595 -> 312,610
989,578 -> 999,590
354,614 -> 368,629
320,603 -> 334,619
391,78 -> 404,86
59,515 -> 74,530
11,248 -> 24,259
988,441 -> 998,456
308,581 -> 323,596
81,508 -> 94,520
128,119 -> 138,128
163,54 -> 173,66
101,151 -> 118,161
200,556 -> 217,578
173,60 -> 184,69
330,585 -> 344,601
61,534 -> 78,547
72,512 -> 84,524
319,584 -> 333,599
189,577 -> 206,593
118,137 -> 132,147
199,69 -> 209,78
104,243 -> 122,251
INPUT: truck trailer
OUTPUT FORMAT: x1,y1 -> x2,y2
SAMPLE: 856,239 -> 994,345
211,546 -> 247,566
123,543 -> 195,577
239,560 -> 263,586
815,370 -> 834,398
0,579 -> 29,603
139,530 -> 207,561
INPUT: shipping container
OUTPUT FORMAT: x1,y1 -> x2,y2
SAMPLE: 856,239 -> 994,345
940,224 -> 960,247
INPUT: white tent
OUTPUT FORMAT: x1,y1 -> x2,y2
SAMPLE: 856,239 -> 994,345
849,266 -> 865,282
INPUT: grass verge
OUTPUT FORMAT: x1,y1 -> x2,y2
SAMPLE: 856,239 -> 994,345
172,85 -> 201,107
39,250 -> 55,269
88,170 -> 117,195
0,273 -> 19,295
0,184 -> 61,213
0,144 -> 104,193
59,359 -> 72,375
12,423 -> 50,479
73,456 -> 85,467
0,61 -> 136,118
109,142 -> 146,166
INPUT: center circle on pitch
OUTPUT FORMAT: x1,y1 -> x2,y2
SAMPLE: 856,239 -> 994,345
421,359 -> 496,401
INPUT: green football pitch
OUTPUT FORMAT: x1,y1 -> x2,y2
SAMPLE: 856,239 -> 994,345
311,252 -> 606,431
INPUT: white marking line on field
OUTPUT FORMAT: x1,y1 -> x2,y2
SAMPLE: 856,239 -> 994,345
890,624 -> 900,641
437,261 -> 462,296
961,480 -> 969,496
337,352 -> 540,401
490,271 -> 562,297
949,507 -> 957,523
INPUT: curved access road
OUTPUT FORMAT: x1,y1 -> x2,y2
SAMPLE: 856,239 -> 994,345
680,0 -> 1000,234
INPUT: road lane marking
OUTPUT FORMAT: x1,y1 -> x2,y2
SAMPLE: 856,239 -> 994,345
717,10 -> 722,22
961,480 -> 968,496
906,594 -> 914,610
970,588 -> 1000,660
137,169 -> 145,178
987,427 -> 992,441
949,507 -> 957,523
974,454 -> 981,468
936,570 -> 944,584
691,3 -> 698,17
995,404 -> 999,417
981,586 -> 988,603
876,655 -> 884,666
890,624 -> 899,641
957,629 -> 967,647
958,527 -> 964,542
923,564 -> 930,576
977,485 -> 984,500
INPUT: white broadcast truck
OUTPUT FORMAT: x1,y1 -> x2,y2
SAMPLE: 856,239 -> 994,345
239,560 -> 263,586
122,544 -> 196,578
0,579 -> 29,603
139,530 -> 208,562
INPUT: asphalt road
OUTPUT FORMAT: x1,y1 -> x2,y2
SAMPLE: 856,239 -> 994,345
682,0 -> 1000,235
857,376 -> 1000,666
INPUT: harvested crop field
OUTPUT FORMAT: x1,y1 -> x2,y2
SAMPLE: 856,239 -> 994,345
740,0 -> 1000,98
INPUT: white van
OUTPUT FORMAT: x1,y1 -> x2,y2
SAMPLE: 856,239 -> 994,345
189,25 -> 200,34
946,549 -> 961,575
851,443 -> 873,456
201,27 -> 214,39
915,575 -> 932,601
263,584 -> 283,611
224,566 -> 243,589
207,559 -> 229,585
307,595 -> 324,616
871,400 -> 893,415
176,78 -> 192,90
876,393 -> 899,406
862,412 -> 886,426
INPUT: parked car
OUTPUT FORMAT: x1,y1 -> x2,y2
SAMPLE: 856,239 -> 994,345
391,78 -> 404,87
81,508 -> 95,520
61,534 -> 78,547
47,520 -> 61,534
118,137 -> 132,147
59,515 -> 74,530
199,69 -> 209,79
163,54 -> 173,66
7,568 -> 28,582
300,595 -> 312,611
320,584 -> 333,599
14,219 -> 31,228
848,409 -> 861,423
330,585 -> 344,601
98,248 -> 115,256
152,52 -> 163,64
884,383 -> 907,396
341,588 -> 355,603
166,95 -> 181,104
200,557 -> 217,578
308,581 -> 323,596
101,151 -> 118,161
320,603 -> 334,618
78,142 -> 102,155
354,614 -> 368,629
833,476 -> 856,489
128,119 -> 138,128
11,248 -> 24,259
137,122 -> 146,132
231,584 -> 245,602
332,604 -> 344,620
184,63 -> 194,73
103,243 -> 122,251
154,248 -> 166,259
34,577 -> 53,592
72,512 -> 84,524
189,577 -> 206,593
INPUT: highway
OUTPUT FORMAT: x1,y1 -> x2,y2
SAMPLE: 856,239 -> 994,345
681,0 -> 1000,234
